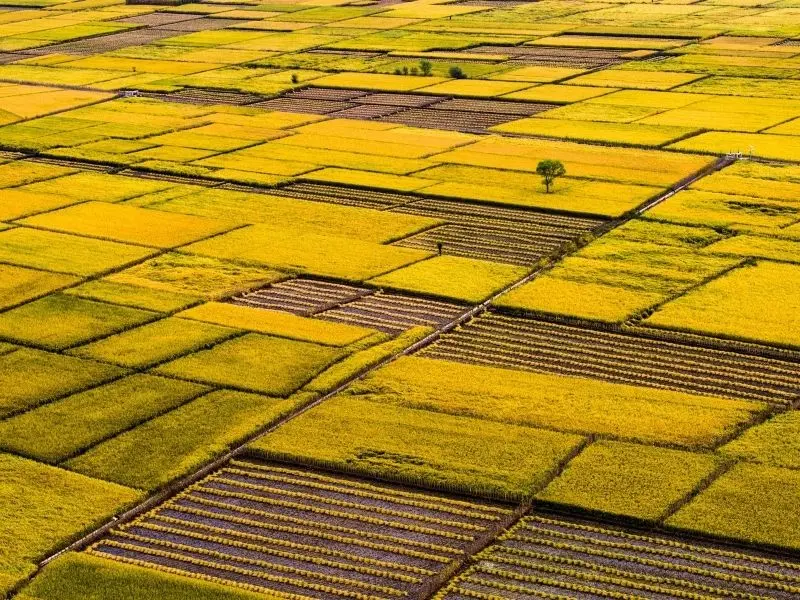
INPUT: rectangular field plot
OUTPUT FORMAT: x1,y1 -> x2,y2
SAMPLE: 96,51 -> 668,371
439,514 -> 800,600
87,460 -> 516,600
337,356 -> 765,449
229,278 -> 468,334
420,313 -> 800,405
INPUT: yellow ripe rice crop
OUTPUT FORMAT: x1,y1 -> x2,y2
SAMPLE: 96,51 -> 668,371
302,167 -> 438,193
368,256 -> 530,303
496,276 -> 665,323
249,395 -> 585,501
669,131 -> 800,162
538,441 -> 722,520
646,189 -> 799,231
18,202 -> 237,249
68,317 -> 238,370
342,356 -> 765,449
492,66 -> 586,83
106,253 -> 284,300
566,70 -> 705,90
493,117 -> 698,147
0,228 -> 156,277
644,261 -> 800,349
177,302 -> 374,346
667,463 -> 800,551
0,264 -> 76,310
155,187 -> 440,243
502,84 -> 618,104
704,235 -> 800,264
184,224 -> 432,282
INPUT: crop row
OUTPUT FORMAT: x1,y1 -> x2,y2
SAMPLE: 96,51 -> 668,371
626,321 -> 800,362
513,518 -> 800,582
201,475 -> 491,531
174,492 -> 464,556
431,98 -> 555,117
138,515 -> 438,576
380,109 -> 516,132
274,182 -> 415,209
439,515 -> 800,600
502,535 -> 800,593
423,341 -> 782,405
190,484 -> 479,542
230,279 -> 371,316
396,232 -> 555,266
435,331 -> 793,401
220,466 -> 504,520
256,98 -> 355,115
486,315 -> 800,382
90,539 -> 402,600
523,516 -> 800,573
425,316 -> 799,403
481,549 -> 760,600
154,503 -> 458,563
114,526 -> 420,588
229,460 -> 508,515
392,199 -> 602,232
86,461 -> 514,599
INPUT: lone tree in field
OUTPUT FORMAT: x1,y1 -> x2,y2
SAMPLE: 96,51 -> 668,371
536,159 -> 566,193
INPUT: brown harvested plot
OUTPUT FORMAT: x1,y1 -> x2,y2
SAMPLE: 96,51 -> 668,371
421,313 -> 800,405
379,109 -> 518,132
88,460 -> 515,600
319,292 -> 467,334
391,197 -> 602,266
467,45 -> 627,68
251,98 -> 356,115
273,182 -> 416,210
230,279 -> 373,317
439,514 -> 800,600
430,98 -> 556,116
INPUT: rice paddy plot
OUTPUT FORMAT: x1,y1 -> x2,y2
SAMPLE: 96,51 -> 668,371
438,514 -> 800,600
420,313 -> 800,405
318,291 -> 467,334
86,459 -> 514,600
465,45 -> 627,69
229,278 -> 373,317
390,197 -> 603,266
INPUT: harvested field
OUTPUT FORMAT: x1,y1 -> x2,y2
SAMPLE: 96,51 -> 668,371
420,313 -> 800,405
157,89 -> 265,106
250,98 -> 357,115
271,182 -> 416,210
319,292 -> 467,334
379,109 -> 517,132
88,460 -> 515,600
392,197 -> 602,265
253,89 -> 553,132
154,18 -> 249,32
438,514 -> 800,600
229,279 -> 373,317
287,88 -> 371,102
353,93 -> 443,108
331,104 -> 406,119
466,46 -> 627,69
32,29 -> 183,55
429,98 -> 555,116
228,278 -> 466,333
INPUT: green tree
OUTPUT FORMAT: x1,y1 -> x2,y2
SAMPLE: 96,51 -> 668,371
448,65 -> 466,79
420,60 -> 433,76
536,159 -> 566,193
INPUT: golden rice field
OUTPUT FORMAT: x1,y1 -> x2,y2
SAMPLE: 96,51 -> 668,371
1,0 -> 800,598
